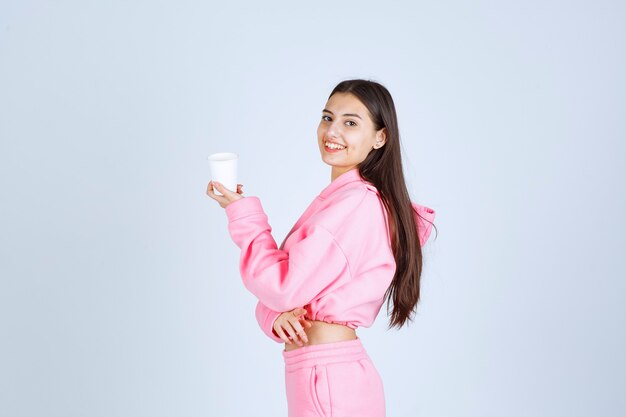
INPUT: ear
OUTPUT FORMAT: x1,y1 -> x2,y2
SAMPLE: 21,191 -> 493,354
376,127 -> 387,147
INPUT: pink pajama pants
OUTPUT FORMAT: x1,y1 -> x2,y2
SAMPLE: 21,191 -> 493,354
282,336 -> 386,417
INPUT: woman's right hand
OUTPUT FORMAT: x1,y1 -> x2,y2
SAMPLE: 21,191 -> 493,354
206,181 -> 244,209
273,307 -> 312,346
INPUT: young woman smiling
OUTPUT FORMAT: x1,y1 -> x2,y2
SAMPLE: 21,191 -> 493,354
207,79 -> 436,417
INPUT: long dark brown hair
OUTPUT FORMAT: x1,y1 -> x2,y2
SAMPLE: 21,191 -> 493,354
328,79 -> 438,330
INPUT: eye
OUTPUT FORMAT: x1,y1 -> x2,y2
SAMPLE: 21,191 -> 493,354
346,120 -> 357,127
321,115 -> 331,121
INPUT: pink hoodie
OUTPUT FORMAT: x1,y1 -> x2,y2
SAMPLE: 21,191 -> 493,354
224,168 -> 436,343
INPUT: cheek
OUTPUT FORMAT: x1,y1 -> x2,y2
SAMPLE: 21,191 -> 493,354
352,140 -> 371,156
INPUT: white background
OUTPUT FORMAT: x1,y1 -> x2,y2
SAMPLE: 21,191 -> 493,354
1,1 -> 624,416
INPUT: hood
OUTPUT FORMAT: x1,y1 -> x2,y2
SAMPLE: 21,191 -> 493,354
412,202 -> 436,247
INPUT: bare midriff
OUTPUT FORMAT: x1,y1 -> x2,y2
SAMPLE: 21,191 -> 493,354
284,319 -> 357,352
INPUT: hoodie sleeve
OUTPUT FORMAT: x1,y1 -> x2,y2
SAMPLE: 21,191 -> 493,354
413,203 -> 436,247
225,196 -> 351,313
254,300 -> 284,343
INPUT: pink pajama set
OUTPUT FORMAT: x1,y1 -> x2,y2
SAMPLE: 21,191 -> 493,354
225,168 -> 436,417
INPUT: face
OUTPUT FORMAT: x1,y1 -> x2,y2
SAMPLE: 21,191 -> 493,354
317,92 -> 387,179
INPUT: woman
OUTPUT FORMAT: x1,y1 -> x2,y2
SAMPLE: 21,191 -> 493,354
206,79 -> 437,417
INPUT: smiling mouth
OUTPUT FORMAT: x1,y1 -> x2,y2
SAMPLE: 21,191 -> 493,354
324,141 -> 346,150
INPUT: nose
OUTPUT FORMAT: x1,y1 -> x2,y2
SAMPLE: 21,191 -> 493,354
325,122 -> 339,139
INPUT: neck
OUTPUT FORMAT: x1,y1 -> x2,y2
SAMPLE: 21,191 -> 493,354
331,166 -> 356,182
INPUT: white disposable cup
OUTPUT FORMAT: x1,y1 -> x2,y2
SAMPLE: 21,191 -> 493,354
207,152 -> 238,196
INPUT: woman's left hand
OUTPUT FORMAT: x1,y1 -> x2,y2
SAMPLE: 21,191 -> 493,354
206,181 -> 244,208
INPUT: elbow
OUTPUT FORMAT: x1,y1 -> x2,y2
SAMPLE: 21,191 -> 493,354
242,270 -> 306,312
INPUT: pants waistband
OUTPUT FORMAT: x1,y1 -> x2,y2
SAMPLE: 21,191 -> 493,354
282,336 -> 370,371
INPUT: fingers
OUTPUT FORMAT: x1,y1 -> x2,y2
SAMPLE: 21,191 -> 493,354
287,322 -> 304,346
273,316 -> 301,345
282,323 -> 302,346
274,308 -> 310,346
273,326 -> 292,344
297,316 -> 312,331
287,308 -> 309,344
289,318 -> 308,344
206,181 -> 227,202
207,181 -> 245,205
211,181 -> 226,194
274,321 -> 306,346
212,180 -> 235,195
292,307 -> 307,318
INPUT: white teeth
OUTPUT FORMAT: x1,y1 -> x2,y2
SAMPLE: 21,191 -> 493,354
325,141 -> 346,150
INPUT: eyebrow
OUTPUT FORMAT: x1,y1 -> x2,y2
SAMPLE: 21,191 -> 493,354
322,109 -> 362,120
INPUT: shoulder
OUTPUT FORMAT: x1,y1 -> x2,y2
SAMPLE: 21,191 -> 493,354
313,182 -> 390,236
310,183 -> 369,232
329,182 -> 370,205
